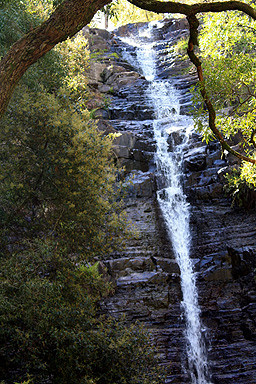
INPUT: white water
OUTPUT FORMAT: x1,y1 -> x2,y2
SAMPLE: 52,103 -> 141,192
121,23 -> 211,383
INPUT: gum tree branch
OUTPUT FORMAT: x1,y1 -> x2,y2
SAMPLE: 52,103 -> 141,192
128,0 -> 256,19
0,0 -> 112,117
186,14 -> 256,164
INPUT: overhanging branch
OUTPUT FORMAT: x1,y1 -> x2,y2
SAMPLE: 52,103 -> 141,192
186,14 -> 256,165
128,0 -> 256,20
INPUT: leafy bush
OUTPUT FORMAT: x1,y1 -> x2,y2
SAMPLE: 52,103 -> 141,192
0,87 -> 126,258
0,3 -> 164,384
224,167 -> 256,208
0,240 -> 164,384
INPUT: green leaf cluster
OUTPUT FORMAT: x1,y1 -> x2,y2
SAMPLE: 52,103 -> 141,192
224,166 -> 256,208
195,9 -> 256,187
0,87 -> 126,257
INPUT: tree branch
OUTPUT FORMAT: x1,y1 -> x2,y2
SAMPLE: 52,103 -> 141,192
186,14 -> 256,164
128,0 -> 256,19
0,0 -> 112,117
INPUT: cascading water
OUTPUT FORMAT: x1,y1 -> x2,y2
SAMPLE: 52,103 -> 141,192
121,23 -> 211,384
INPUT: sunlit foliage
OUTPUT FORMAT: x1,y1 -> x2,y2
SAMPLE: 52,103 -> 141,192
92,0 -> 163,29
195,10 -> 256,190
113,0 -> 163,25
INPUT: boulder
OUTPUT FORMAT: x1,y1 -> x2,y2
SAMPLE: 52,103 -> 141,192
87,62 -> 106,86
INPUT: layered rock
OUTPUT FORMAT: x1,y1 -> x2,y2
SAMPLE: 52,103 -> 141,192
85,19 -> 256,384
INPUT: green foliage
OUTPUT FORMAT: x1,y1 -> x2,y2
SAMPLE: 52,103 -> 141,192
0,1 -> 34,57
0,5 -> 127,258
194,9 -> 256,184
92,0 -> 162,28
0,86 -> 127,258
0,0 -> 66,91
0,240 -> 164,384
101,1 -> 120,20
57,32 -> 90,104
224,166 -> 256,208
173,36 -> 188,60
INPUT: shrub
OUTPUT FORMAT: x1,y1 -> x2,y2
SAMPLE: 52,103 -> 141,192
224,167 -> 256,209
0,240 -> 164,384
0,87 -> 126,258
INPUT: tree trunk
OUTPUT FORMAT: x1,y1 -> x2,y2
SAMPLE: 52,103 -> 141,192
0,0 -> 111,117
105,13 -> 109,29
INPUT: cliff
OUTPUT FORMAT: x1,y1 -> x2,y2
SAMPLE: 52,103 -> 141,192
84,19 -> 256,383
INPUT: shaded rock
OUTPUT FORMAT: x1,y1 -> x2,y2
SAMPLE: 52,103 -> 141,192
125,171 -> 155,198
184,146 -> 207,172
97,120 -> 116,135
112,131 -> 137,163
117,271 -> 169,287
93,108 -> 109,119
227,247 -> 256,279
202,265 -> 233,282
98,84 -> 112,93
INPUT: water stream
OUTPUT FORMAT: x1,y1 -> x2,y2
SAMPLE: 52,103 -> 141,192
121,23 -> 211,384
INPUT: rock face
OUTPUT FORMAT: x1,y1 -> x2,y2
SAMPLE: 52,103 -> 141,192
85,20 -> 256,384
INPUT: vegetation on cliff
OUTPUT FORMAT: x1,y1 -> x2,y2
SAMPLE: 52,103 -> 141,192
0,2 -> 164,383
195,9 -> 256,199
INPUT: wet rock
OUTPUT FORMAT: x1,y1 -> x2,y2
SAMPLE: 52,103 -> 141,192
167,130 -> 184,149
184,146 -> 207,172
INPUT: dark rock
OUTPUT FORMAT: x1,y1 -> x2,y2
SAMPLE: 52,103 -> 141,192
227,247 -> 255,279
124,171 -> 155,197
93,108 -> 109,119
87,20 -> 256,384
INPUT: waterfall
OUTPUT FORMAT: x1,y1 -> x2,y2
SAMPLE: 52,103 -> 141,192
120,23 -> 211,384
